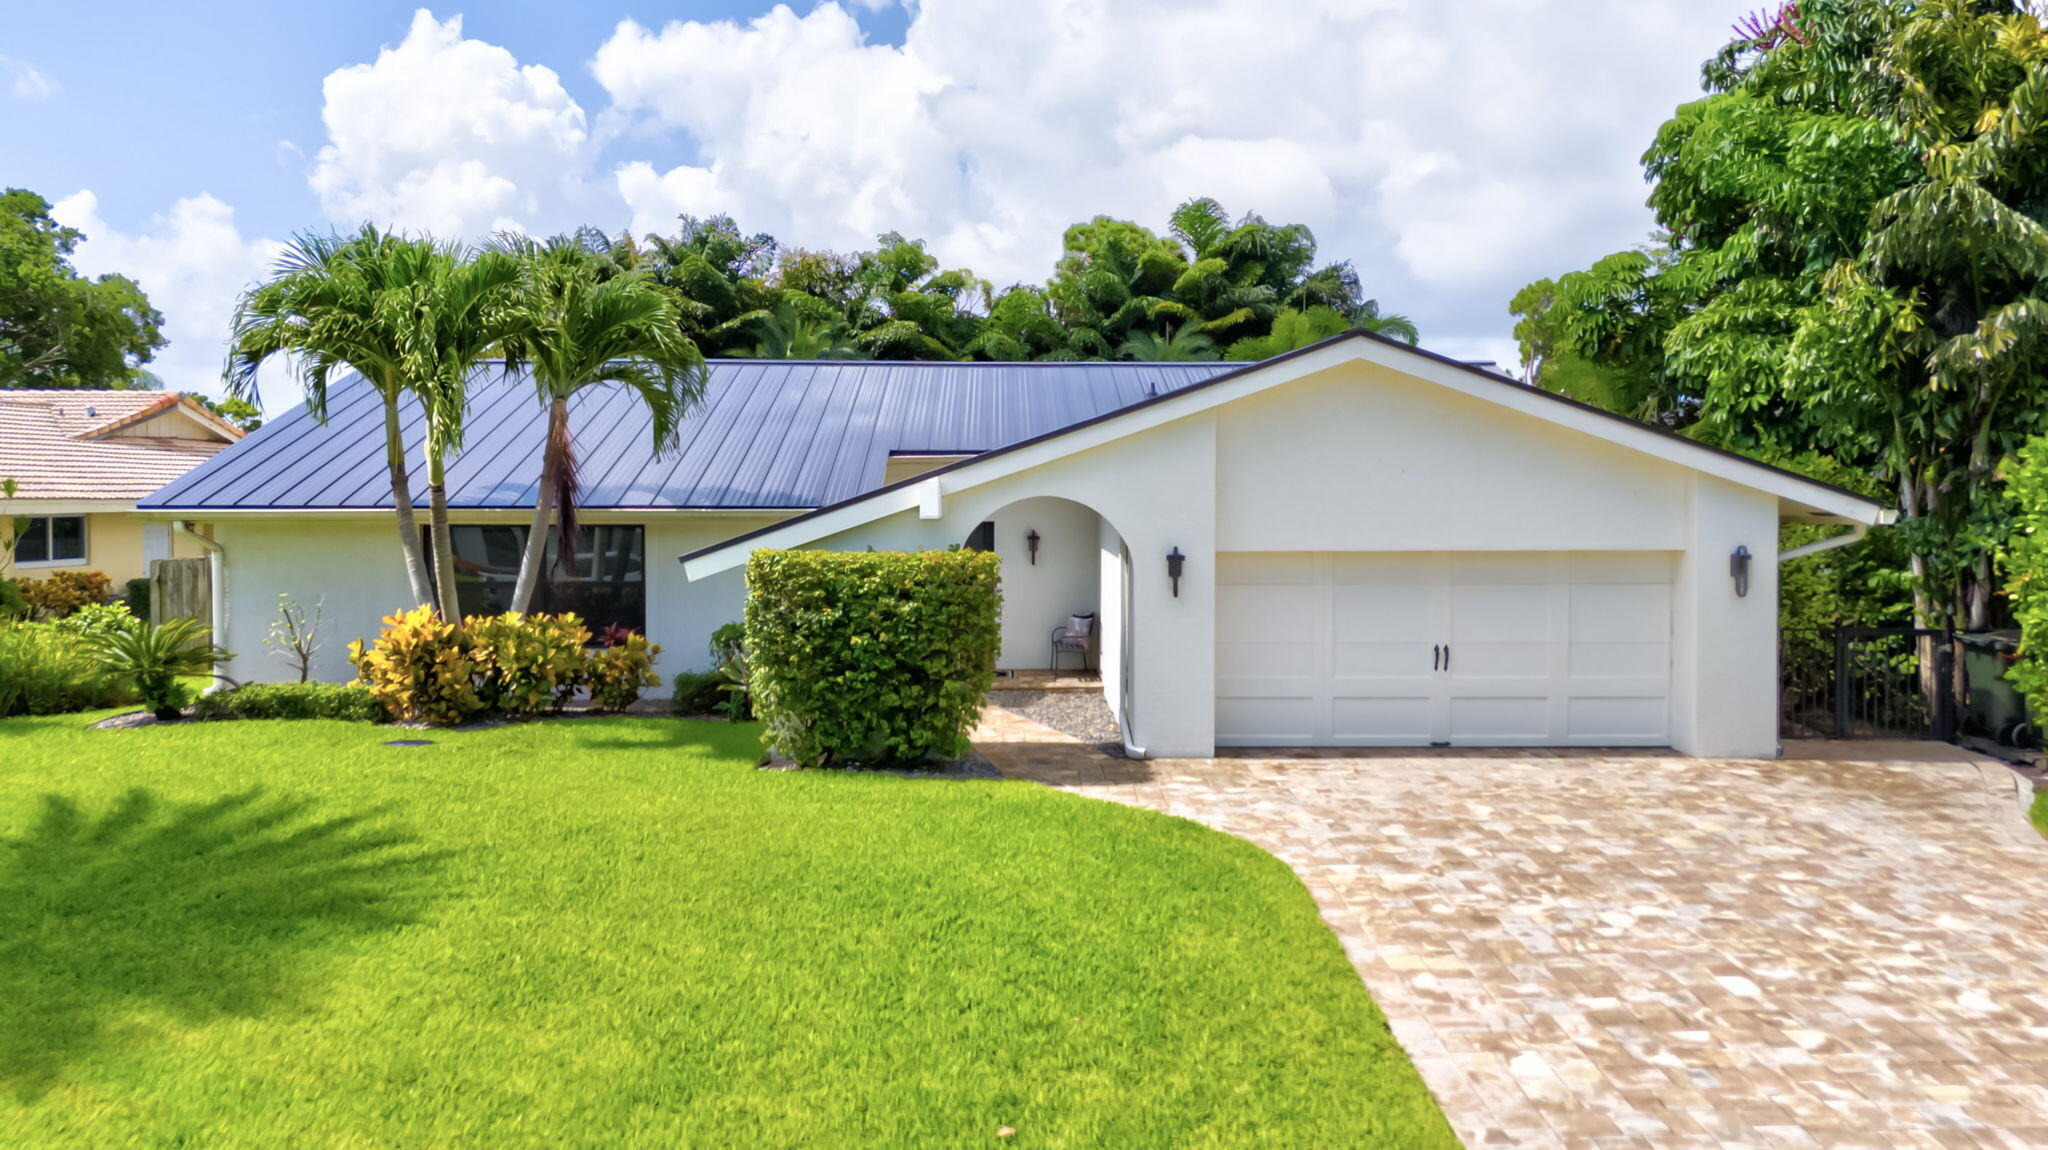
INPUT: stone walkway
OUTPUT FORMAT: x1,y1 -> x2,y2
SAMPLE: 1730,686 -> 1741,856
973,707 -> 2048,1148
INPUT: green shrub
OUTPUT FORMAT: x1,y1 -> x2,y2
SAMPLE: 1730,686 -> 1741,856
587,632 -> 661,711
17,569 -> 113,618
0,579 -> 26,620
0,622 -> 132,716
193,681 -> 387,722
708,619 -> 753,720
51,600 -> 142,642
2007,435 -> 2048,718
124,576 -> 153,621
347,607 -> 484,726
670,670 -> 725,715
85,616 -> 231,721
745,549 -> 1000,768
469,611 -> 589,714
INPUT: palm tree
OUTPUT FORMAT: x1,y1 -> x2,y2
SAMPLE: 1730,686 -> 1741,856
1351,299 -> 1420,345
718,296 -> 860,360
1117,324 -> 1218,362
228,227 -> 441,609
398,243 -> 525,626
498,236 -> 709,613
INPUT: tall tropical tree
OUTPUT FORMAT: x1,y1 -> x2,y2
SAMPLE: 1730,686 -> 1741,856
497,236 -> 709,612
1511,0 -> 2048,630
228,226 -> 442,608
399,242 -> 525,626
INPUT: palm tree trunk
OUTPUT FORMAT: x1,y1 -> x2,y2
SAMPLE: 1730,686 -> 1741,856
426,448 -> 462,629
381,386 -> 436,609
510,413 -> 560,614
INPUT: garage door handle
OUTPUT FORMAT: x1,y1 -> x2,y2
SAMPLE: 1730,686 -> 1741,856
1443,644 -> 1450,672
1432,644 -> 1441,671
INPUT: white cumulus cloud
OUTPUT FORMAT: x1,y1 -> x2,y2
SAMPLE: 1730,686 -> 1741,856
2,56 -> 59,101
308,9 -> 593,237
50,191 -> 286,405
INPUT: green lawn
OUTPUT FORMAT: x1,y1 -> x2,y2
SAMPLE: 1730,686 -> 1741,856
2033,788 -> 2047,839
0,711 -> 1453,1147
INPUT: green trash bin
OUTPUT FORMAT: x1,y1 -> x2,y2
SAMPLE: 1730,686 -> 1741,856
1958,630 -> 2035,746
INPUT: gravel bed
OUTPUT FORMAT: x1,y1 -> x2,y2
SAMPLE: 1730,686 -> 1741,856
986,688 -> 1121,747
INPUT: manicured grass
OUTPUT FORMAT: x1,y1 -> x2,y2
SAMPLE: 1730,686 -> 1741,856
0,712 -> 1453,1147
2033,788 -> 2047,839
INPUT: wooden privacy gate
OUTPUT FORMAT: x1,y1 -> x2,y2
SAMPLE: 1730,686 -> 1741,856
149,557 -> 210,627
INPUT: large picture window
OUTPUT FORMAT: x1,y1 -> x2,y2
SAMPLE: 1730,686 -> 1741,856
12,516 -> 86,565
428,525 -> 646,635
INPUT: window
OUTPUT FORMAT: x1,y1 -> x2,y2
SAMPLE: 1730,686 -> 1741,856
12,516 -> 87,565
426,525 -> 646,634
965,522 -> 996,552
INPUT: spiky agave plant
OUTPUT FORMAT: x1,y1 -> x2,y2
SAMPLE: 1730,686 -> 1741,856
86,617 -> 231,721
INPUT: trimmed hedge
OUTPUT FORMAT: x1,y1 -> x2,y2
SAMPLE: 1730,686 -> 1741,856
194,681 -> 387,723
745,549 -> 1001,767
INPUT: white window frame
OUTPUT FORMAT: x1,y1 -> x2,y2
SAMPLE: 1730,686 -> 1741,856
11,515 -> 89,569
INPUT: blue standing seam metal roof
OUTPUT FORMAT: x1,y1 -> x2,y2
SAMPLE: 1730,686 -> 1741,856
141,360 -> 1241,511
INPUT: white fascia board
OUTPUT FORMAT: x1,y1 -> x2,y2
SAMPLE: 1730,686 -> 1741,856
6,498 -> 138,517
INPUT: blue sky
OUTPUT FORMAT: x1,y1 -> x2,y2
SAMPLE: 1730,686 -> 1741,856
1,1 -> 1758,409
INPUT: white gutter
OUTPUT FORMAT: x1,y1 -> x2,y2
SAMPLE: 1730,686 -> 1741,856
171,519 -> 227,689
1779,523 -> 1870,563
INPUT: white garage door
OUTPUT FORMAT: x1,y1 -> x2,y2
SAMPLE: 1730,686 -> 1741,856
1216,552 -> 1673,747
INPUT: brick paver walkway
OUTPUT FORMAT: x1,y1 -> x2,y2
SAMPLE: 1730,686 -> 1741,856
974,707 -> 2048,1148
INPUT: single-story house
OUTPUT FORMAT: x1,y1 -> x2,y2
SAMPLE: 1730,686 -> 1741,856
144,331 -> 1891,758
1,389 -> 241,585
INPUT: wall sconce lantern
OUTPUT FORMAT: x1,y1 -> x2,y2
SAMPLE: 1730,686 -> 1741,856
1730,545 -> 1752,598
1166,547 -> 1186,597
1026,529 -> 1040,565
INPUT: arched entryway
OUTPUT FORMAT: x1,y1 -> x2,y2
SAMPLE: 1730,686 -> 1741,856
968,496 -> 1127,684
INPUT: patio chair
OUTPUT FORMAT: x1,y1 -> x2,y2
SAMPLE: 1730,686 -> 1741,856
1050,612 -> 1098,675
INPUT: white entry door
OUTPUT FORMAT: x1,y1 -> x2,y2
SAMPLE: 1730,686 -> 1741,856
1216,552 -> 1672,747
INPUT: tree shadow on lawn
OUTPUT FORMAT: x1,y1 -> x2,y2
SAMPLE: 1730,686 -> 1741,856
0,787 -> 444,1098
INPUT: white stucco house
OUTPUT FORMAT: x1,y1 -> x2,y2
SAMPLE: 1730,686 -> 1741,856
144,331 -> 1891,759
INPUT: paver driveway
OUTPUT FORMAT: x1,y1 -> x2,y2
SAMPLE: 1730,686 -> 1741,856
975,708 -> 2048,1148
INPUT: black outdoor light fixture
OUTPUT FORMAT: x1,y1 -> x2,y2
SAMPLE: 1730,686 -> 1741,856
1166,547 -> 1186,597
1730,545 -> 1752,598
1026,528 -> 1040,565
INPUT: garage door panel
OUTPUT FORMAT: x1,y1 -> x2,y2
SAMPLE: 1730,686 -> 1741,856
1569,552 -> 1673,583
1448,696 -> 1550,739
1569,584 -> 1670,640
1569,642 -> 1669,678
1332,696 -> 1433,741
1217,696 -> 1318,743
1567,697 -> 1669,740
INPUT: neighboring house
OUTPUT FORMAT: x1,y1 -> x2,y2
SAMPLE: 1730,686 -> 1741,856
145,332 -> 1891,759
1,389 -> 242,585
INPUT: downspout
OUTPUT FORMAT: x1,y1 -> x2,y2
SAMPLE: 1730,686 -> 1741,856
1779,523 -> 1870,564
171,519 -> 226,690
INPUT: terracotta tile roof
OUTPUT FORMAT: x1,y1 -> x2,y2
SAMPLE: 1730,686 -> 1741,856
0,389 -> 241,502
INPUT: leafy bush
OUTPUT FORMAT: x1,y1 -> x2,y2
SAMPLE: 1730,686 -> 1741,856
124,576 -> 153,621
2006,436 -> 2048,718
745,549 -> 1000,768
51,600 -> 142,642
17,569 -> 112,618
0,579 -> 26,620
347,607 -> 485,726
587,632 -> 661,711
193,681 -> 387,723
670,670 -> 726,715
469,611 -> 589,714
84,616 -> 230,721
0,622 -> 132,717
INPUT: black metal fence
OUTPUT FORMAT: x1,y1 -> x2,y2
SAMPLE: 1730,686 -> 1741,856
1780,625 -> 2044,746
